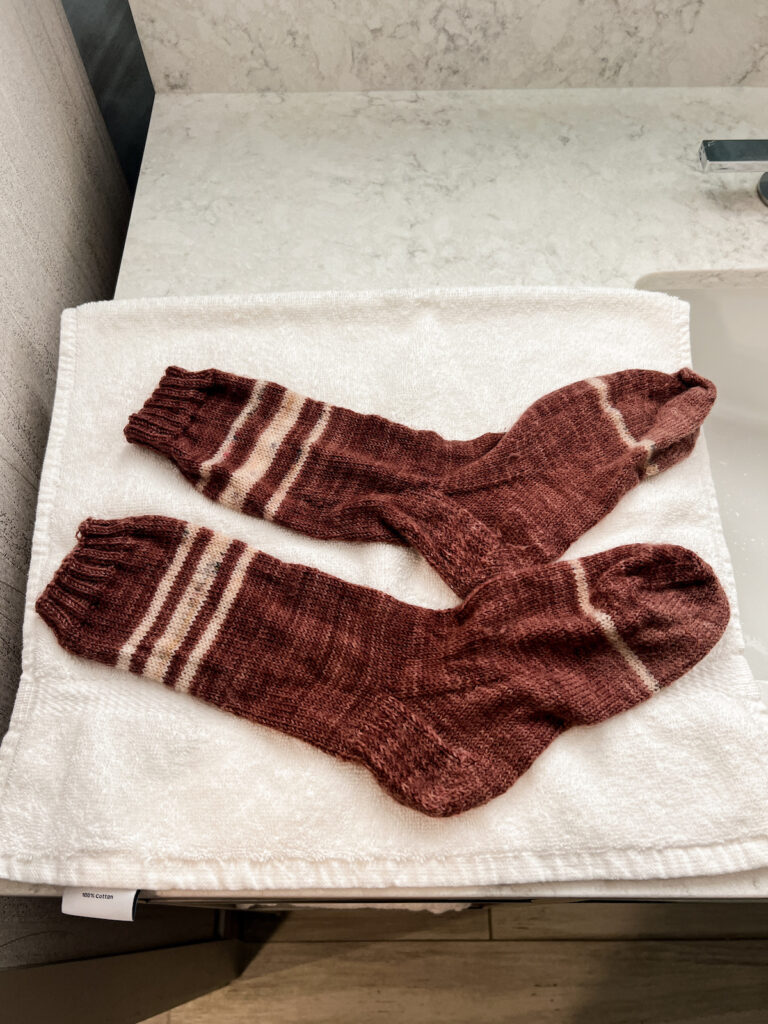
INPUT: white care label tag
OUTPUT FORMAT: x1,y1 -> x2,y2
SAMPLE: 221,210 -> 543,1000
61,887 -> 138,921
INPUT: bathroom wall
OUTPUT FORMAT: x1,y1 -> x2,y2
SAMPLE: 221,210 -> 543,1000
129,0 -> 768,93
0,0 -> 130,739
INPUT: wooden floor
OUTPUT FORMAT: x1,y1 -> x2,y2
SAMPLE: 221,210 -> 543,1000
143,903 -> 768,1023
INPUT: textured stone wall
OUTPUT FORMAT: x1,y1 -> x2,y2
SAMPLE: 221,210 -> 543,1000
129,0 -> 768,93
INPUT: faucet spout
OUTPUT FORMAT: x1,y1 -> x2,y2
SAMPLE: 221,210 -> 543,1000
698,139 -> 768,207
699,139 -> 768,172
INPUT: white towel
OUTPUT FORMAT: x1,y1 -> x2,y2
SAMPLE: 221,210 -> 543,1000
1,285 -> 766,891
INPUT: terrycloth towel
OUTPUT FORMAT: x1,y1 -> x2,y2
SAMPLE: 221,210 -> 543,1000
1,286 -> 767,891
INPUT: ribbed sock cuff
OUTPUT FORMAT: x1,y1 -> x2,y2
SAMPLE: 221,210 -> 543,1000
124,366 -> 217,460
35,517 -> 185,659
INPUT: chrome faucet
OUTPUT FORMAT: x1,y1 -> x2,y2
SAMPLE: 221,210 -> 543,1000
699,140 -> 768,207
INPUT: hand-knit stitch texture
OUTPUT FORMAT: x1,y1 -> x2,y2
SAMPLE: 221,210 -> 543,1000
124,367 -> 716,596
36,516 -> 730,817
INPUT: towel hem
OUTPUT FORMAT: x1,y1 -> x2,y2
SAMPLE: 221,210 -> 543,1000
1,832 -> 768,891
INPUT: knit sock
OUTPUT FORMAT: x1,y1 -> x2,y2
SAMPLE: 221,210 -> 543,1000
124,367 -> 716,596
36,516 -> 729,817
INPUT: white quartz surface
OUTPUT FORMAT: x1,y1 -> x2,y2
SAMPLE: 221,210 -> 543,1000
116,88 -> 768,300
129,0 -> 768,93
105,88 -> 768,900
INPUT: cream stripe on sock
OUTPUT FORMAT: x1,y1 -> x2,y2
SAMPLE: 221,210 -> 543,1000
569,558 -> 660,695
143,532 -> 233,683
196,381 -> 268,489
115,525 -> 200,672
586,376 -> 655,473
220,389 -> 306,511
173,547 -> 254,695
264,402 -> 332,521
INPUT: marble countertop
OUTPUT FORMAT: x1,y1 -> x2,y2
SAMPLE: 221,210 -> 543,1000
12,87 -> 764,903
116,87 -> 768,299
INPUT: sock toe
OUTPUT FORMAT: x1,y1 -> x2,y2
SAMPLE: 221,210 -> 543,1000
583,544 -> 730,693
610,368 -> 716,474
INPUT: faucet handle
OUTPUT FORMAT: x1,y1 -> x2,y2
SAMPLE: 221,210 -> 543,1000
698,140 -> 768,207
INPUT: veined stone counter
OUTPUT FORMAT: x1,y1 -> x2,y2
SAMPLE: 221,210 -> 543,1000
116,87 -> 768,299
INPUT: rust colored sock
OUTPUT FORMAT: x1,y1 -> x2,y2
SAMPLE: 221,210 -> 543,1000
36,516 -> 729,817
125,367 -> 716,596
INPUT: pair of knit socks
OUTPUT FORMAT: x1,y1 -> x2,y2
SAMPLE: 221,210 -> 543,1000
37,367 -> 729,816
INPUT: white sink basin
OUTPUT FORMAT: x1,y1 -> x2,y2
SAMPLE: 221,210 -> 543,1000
637,272 -> 768,681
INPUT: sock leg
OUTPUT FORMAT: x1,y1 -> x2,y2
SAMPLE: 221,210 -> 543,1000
35,516 -> 470,814
37,518 -> 728,816
123,367 -> 493,538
